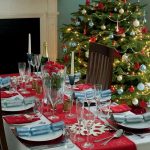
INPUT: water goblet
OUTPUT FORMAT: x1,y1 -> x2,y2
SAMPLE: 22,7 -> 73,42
65,74 -> 76,119
94,84 -> 102,119
18,62 -> 26,91
74,100 -> 84,142
81,108 -> 95,149
34,54 -> 41,76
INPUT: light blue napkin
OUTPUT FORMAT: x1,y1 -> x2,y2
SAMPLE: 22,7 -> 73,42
16,121 -> 65,137
112,114 -> 144,123
24,96 -> 35,105
74,89 -> 111,100
0,77 -> 11,87
2,97 -> 24,108
51,121 -> 65,131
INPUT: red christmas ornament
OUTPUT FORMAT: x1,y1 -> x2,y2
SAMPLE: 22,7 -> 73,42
141,26 -> 148,33
114,50 -> 121,58
117,27 -> 125,35
89,36 -> 97,43
134,62 -> 140,70
140,100 -> 147,108
86,0 -> 90,6
129,85 -> 135,93
98,2 -> 105,10
110,85 -> 116,93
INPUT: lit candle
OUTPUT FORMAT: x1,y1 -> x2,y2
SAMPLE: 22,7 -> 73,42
71,51 -> 74,75
28,33 -> 31,54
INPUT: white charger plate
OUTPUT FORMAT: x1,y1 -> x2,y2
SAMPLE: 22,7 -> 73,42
118,121 -> 150,129
2,103 -> 35,112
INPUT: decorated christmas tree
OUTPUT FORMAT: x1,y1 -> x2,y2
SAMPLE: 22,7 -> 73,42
58,0 -> 150,108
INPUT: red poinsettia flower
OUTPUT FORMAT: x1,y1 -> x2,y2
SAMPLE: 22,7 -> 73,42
98,2 -> 105,10
141,26 -> 148,33
44,61 -> 65,76
117,27 -> 125,35
89,36 -> 97,43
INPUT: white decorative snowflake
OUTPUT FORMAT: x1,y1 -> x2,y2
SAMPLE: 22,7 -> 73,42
69,122 -> 109,136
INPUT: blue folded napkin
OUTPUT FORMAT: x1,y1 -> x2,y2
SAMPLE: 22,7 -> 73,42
143,112 -> 150,121
24,96 -> 35,105
112,114 -> 144,123
74,89 -> 111,100
16,127 -> 31,137
0,77 -> 11,87
2,97 -> 24,108
16,121 -> 65,137
30,124 -> 52,136
51,121 -> 65,131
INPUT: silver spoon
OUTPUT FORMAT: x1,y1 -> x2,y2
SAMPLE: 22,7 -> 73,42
101,129 -> 123,145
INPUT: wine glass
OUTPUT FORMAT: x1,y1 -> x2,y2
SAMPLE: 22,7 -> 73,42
65,74 -> 76,119
81,108 -> 95,149
34,54 -> 41,76
74,100 -> 84,142
18,62 -> 26,91
30,54 -> 36,74
94,84 -> 102,119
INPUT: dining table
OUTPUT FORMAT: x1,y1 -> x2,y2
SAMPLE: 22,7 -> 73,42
1,73 -> 150,150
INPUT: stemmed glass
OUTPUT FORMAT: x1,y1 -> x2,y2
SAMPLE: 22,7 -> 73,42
81,108 -> 95,149
74,100 -> 84,142
94,84 -> 102,119
29,54 -> 36,74
34,54 -> 41,75
18,62 -> 26,91
65,74 -> 76,119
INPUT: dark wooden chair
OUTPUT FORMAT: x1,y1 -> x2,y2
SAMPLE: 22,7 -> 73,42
0,91 -> 8,150
86,43 -> 114,90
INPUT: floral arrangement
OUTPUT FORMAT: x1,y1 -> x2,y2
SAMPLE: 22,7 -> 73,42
43,61 -> 65,90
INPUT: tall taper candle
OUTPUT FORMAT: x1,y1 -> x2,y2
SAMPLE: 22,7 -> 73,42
71,51 -> 74,75
28,33 -> 31,54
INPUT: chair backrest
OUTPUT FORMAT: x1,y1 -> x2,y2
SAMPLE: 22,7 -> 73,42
86,43 -> 114,90
0,91 -> 8,150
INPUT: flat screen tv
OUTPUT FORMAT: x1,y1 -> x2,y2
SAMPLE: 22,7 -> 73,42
0,18 -> 40,74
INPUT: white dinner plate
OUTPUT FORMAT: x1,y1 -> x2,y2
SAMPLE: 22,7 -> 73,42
117,121 -> 150,129
2,103 -> 35,112
18,129 -> 63,142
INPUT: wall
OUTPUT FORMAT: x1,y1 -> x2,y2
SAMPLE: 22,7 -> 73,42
0,0 -> 58,60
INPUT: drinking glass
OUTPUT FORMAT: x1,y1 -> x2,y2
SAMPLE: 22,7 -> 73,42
81,108 -> 95,149
30,54 -> 36,74
34,54 -> 41,75
94,84 -> 102,118
74,100 -> 84,142
65,75 -> 76,119
18,62 -> 26,91
99,99 -> 111,119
